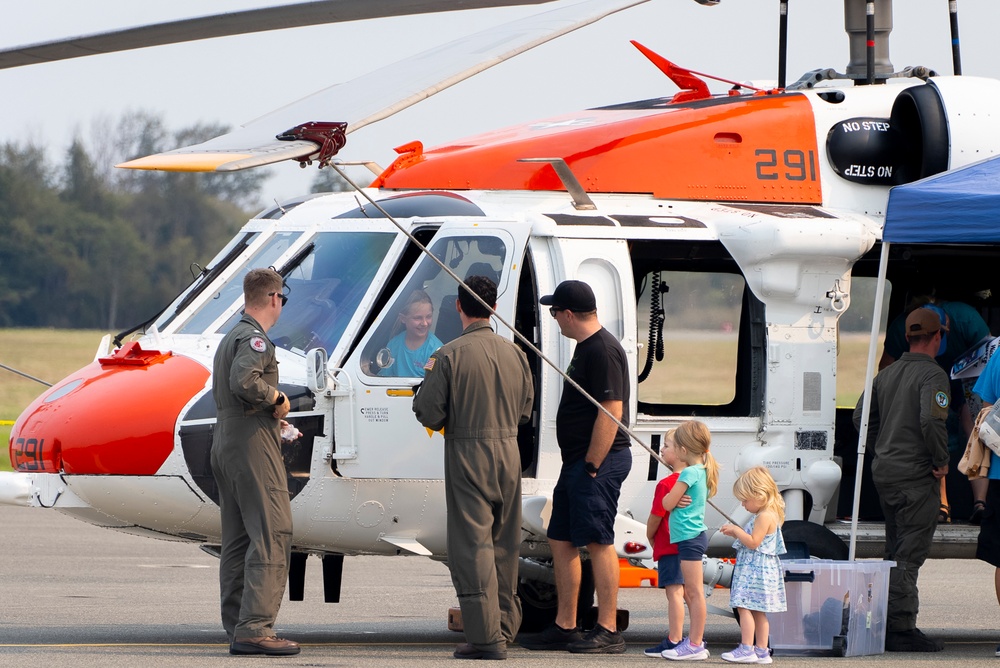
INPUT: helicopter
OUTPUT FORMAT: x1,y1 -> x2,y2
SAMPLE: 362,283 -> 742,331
4,0 -> 1000,630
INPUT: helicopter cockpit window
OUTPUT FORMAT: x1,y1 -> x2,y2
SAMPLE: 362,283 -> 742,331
361,235 -> 507,378
154,231 -> 261,333
216,231 -> 396,354
177,232 -> 303,336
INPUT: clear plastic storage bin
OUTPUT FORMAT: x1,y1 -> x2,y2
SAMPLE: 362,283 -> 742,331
769,559 -> 893,657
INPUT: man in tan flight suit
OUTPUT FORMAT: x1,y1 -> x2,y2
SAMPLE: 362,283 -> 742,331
211,267 -> 299,656
413,275 -> 534,661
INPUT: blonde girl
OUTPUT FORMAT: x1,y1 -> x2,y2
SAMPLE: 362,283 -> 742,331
719,466 -> 787,664
660,420 -> 720,661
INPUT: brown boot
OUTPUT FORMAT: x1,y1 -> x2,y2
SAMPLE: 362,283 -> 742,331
230,636 -> 301,656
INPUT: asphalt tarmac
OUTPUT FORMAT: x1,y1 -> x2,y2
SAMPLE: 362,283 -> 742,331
1,506 -> 997,667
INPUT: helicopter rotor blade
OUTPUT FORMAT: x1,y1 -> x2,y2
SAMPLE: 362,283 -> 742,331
0,0 -> 559,71
118,0 -> 649,173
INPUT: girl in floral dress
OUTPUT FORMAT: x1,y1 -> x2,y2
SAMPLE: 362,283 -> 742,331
719,466 -> 787,664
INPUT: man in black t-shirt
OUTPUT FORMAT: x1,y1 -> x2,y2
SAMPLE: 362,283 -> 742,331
521,280 -> 632,655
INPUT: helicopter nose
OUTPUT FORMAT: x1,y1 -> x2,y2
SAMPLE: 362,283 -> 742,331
9,343 -> 210,475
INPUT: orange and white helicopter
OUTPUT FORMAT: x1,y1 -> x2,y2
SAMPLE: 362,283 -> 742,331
4,0 -> 1000,627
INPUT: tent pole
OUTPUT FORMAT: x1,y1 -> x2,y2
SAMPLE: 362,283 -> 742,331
849,241 -> 890,561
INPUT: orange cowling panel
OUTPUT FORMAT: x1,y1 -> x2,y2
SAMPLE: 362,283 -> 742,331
9,354 -> 209,475
375,94 -> 822,204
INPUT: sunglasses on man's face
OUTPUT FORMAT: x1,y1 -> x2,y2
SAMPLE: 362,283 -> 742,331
269,291 -> 288,307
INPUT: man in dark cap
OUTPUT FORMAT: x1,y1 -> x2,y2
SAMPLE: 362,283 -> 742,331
854,305 -> 951,652
521,280 -> 631,654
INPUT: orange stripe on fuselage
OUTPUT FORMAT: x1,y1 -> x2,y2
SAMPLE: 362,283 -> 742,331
375,93 -> 821,204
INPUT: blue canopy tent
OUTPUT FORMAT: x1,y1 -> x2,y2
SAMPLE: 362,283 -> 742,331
884,154 -> 1000,243
849,154 -> 1000,559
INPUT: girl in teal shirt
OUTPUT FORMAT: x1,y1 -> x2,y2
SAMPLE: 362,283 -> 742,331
660,421 -> 720,661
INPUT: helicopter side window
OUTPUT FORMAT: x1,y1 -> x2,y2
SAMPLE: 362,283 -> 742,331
636,269 -> 746,409
214,231 -> 396,354
178,232 -> 303,336
362,235 -> 507,378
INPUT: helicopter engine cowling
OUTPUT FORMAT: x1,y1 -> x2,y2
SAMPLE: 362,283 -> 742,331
826,77 -> 1000,189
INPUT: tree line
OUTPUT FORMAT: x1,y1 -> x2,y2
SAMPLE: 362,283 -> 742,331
0,111 -> 348,330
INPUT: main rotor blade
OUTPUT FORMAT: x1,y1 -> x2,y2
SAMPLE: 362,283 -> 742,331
119,0 -> 648,173
0,0 -> 557,70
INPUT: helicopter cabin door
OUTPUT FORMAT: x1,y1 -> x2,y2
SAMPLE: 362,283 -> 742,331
340,220 -> 532,480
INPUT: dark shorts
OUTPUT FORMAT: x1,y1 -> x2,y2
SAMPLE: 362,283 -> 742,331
977,479 -> 1000,568
547,447 -> 632,547
676,531 -> 709,561
657,554 -> 683,587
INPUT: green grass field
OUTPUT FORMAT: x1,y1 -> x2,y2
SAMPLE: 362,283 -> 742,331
1,329 -> 106,471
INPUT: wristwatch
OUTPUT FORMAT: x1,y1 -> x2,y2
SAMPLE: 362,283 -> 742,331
275,392 -> 286,407
584,461 -> 599,475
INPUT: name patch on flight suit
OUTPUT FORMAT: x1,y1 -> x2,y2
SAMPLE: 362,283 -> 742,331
250,336 -> 267,353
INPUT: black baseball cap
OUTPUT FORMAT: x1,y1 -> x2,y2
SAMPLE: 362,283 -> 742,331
540,280 -> 597,312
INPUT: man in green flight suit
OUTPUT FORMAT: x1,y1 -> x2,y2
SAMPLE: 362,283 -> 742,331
413,275 -> 534,660
855,306 -> 951,653
211,267 -> 299,656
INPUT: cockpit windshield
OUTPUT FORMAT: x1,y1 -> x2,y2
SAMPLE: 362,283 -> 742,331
213,231 -> 396,354
177,232 -> 303,336
153,231 -> 260,333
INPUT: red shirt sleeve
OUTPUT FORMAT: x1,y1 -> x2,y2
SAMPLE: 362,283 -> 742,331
651,472 -> 681,559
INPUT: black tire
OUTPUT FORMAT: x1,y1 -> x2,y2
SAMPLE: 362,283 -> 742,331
517,560 -> 596,633
517,578 -> 557,633
782,520 -> 849,560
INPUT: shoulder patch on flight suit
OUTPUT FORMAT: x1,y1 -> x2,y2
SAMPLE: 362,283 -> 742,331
250,336 -> 267,353
424,357 -> 437,373
935,391 -> 949,409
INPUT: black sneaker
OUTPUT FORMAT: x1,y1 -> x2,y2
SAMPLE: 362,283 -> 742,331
885,628 -> 944,652
518,623 -> 583,651
567,623 -> 626,654
971,500 -> 986,525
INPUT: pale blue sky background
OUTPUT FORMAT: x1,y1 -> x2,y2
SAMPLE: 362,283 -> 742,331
2,0 -> 999,204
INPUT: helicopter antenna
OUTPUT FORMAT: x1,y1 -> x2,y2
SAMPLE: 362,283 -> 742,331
949,0 -> 962,75
778,0 -> 788,89
0,362 -> 52,388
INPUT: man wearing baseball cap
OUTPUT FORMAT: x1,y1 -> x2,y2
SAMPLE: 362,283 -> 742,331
521,280 -> 631,654
854,305 -> 951,652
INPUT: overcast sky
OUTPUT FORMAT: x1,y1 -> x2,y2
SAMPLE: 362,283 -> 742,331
3,0 -> 1000,204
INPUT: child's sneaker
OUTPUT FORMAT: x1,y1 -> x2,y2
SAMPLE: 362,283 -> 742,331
755,646 -> 772,664
644,637 -> 679,657
661,637 -> 710,661
721,644 -> 759,663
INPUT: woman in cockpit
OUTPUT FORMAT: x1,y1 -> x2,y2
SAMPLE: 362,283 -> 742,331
379,289 -> 443,377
